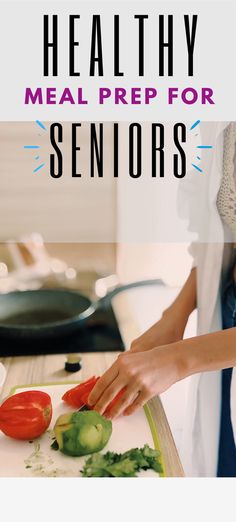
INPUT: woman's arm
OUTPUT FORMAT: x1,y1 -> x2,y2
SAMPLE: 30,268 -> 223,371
179,327 -> 236,376
88,326 -> 236,419
130,267 -> 197,352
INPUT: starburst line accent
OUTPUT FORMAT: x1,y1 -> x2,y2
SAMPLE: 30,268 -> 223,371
33,163 -> 45,173
192,163 -> 203,173
36,120 -> 47,131
197,145 -> 213,149
24,145 -> 40,149
188,121 -> 213,174
190,120 -> 201,131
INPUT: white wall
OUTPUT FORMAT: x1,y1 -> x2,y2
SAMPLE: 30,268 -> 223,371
0,122 -> 116,242
117,243 -> 192,287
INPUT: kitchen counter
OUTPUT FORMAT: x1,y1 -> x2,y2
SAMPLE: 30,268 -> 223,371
0,350 -> 184,476
0,283 -> 186,477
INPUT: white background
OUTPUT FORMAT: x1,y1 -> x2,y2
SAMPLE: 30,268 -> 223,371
1,0 -> 236,518
0,477 -> 235,521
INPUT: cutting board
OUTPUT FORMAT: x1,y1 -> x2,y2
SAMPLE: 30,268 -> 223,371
0,382 -> 165,478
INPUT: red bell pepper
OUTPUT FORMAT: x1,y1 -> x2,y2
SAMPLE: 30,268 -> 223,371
0,390 -> 52,440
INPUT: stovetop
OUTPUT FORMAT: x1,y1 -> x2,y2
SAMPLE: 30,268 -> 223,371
0,304 -> 125,356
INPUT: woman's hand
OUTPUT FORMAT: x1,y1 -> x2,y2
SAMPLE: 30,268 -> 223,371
88,344 -> 184,419
88,269 -> 197,419
89,325 -> 236,419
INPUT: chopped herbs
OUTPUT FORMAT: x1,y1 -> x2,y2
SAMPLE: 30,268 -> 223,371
81,444 -> 163,477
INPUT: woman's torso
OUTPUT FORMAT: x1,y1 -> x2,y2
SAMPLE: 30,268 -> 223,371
182,122 -> 236,477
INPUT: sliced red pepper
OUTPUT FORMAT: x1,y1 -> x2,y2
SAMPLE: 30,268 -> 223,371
62,376 -> 99,408
81,384 -> 127,416
80,385 -> 98,408
62,377 -> 127,416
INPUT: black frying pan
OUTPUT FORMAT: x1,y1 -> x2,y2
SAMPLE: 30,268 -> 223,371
0,279 -> 164,339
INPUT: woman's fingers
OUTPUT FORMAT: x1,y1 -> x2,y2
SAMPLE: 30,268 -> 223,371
87,362 -> 119,407
92,378 -> 124,415
123,390 -> 150,416
88,349 -> 160,419
106,386 -> 140,419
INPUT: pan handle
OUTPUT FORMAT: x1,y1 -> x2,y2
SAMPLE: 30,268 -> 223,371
96,278 -> 165,308
73,279 -> 165,327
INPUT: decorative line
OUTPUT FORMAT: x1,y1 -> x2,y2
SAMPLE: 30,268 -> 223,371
190,120 -> 200,131
187,121 -> 213,175
197,145 -> 213,149
36,120 -> 47,131
33,163 -> 45,173
24,145 -> 40,149
192,163 -> 203,172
